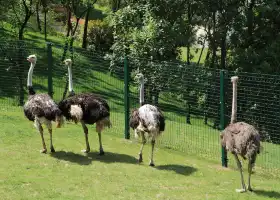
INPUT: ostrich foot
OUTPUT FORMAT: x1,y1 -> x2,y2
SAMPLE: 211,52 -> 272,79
40,149 -> 47,154
81,149 -> 90,153
149,161 -> 155,167
247,186 -> 253,192
50,146 -> 55,153
138,154 -> 143,163
235,188 -> 246,193
99,149 -> 105,156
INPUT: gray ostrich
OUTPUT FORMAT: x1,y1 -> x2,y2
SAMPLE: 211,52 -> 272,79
58,59 -> 111,154
220,76 -> 261,193
129,73 -> 165,166
23,55 -> 64,153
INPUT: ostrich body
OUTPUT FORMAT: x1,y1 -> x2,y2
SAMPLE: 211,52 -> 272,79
23,55 -> 64,153
129,73 -> 165,166
220,76 -> 260,193
58,59 -> 111,154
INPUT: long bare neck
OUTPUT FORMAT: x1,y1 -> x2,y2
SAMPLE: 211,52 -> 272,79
27,62 -> 35,87
139,79 -> 144,106
68,65 -> 74,93
231,79 -> 238,124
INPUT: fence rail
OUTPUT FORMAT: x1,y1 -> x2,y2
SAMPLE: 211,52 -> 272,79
0,41 -> 280,173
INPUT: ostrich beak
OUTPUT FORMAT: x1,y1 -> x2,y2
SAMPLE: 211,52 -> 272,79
27,58 -> 31,62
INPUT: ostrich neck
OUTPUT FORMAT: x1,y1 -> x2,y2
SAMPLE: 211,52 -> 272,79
139,80 -> 144,106
68,65 -> 74,93
231,81 -> 237,124
27,62 -> 35,87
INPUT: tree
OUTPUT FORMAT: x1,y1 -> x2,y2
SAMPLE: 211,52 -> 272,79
107,0 -> 193,104
82,0 -> 97,48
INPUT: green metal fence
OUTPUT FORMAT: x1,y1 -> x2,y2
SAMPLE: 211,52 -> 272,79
0,41 -> 280,173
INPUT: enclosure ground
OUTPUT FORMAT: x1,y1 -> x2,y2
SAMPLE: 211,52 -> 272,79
0,110 -> 279,200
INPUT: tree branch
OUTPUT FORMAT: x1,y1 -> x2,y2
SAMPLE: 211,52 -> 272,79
11,3 -> 21,25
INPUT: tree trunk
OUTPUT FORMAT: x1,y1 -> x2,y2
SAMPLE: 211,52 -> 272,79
186,102 -> 191,124
82,6 -> 91,48
44,11 -> 47,40
220,32 -> 227,69
247,0 -> 255,46
36,2 -> 42,31
186,0 -> 191,65
210,11 -> 217,68
197,37 -> 206,65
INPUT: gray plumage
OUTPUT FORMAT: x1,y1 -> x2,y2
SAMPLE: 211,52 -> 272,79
23,55 -> 64,154
220,76 -> 261,193
129,73 -> 165,166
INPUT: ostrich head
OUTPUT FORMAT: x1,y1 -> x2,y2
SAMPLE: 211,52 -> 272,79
231,76 -> 239,83
64,58 -> 72,66
27,55 -> 37,64
135,73 -> 144,82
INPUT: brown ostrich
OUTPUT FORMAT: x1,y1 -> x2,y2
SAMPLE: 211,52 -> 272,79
220,76 -> 261,193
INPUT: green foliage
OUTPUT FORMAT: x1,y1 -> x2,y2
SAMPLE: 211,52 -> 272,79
86,19 -> 114,52
106,0 -> 194,103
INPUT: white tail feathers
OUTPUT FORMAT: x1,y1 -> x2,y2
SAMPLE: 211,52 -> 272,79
70,105 -> 83,122
231,76 -> 239,83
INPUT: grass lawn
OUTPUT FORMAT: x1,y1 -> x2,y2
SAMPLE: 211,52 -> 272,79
180,47 -> 208,64
0,110 -> 280,200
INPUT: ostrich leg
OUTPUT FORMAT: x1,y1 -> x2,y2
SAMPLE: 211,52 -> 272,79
149,137 -> 156,167
35,119 -> 47,153
46,121 -> 55,153
248,153 -> 257,191
48,128 -> 55,153
81,121 -> 90,153
96,122 -> 105,155
138,132 -> 146,163
233,153 -> 246,193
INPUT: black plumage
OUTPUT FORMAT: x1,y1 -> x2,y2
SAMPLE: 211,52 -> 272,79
58,93 -> 110,124
59,58 -> 111,154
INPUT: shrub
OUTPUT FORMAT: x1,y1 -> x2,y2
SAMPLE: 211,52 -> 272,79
87,20 -> 113,52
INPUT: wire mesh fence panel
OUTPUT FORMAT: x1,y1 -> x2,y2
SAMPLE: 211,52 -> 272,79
128,58 -> 222,160
225,71 -> 280,171
1,40 -> 280,173
51,44 -> 125,137
0,41 -> 48,110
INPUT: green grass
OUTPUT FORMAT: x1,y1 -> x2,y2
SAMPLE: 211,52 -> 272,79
1,21 -> 280,199
0,110 -> 280,200
180,47 -> 208,64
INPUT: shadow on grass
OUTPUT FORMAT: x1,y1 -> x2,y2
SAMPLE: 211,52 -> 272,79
51,151 -> 138,165
155,164 -> 197,176
254,189 -> 280,199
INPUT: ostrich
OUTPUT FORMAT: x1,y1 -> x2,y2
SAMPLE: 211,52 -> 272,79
129,73 -> 165,166
58,59 -> 111,154
23,55 -> 64,153
220,76 -> 261,193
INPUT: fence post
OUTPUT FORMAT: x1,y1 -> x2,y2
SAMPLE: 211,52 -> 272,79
220,70 -> 228,167
124,57 -> 130,139
47,42 -> 53,98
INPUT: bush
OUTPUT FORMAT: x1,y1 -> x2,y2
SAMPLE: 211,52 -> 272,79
87,20 -> 113,52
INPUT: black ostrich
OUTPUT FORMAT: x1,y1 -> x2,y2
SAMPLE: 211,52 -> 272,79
58,59 -> 111,154
129,73 -> 165,166
23,55 -> 64,153
220,76 -> 261,192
